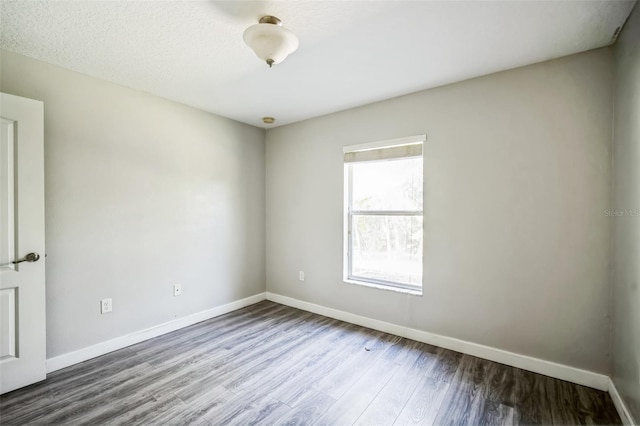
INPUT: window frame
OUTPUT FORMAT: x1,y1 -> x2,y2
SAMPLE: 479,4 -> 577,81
343,134 -> 426,295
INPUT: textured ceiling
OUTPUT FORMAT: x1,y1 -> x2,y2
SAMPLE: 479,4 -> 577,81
0,1 -> 636,128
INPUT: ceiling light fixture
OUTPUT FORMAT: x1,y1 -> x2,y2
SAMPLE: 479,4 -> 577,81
262,117 -> 275,124
243,16 -> 299,68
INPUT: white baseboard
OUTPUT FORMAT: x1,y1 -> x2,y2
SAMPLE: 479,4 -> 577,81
265,292 -> 609,391
46,292 -> 267,373
609,378 -> 638,425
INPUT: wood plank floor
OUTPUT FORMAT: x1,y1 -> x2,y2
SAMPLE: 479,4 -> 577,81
0,301 -> 621,425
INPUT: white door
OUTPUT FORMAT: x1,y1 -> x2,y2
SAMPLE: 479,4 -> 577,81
0,92 -> 46,394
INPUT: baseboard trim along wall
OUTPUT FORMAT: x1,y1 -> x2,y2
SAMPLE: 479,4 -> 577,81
265,292 -> 610,392
46,292 -> 267,373
608,378 -> 638,426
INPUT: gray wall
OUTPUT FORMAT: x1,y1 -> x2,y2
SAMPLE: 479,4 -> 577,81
266,48 -> 614,373
0,44 -> 621,378
0,50 -> 266,358
612,5 -> 640,421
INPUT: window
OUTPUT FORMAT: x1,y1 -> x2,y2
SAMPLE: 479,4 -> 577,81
344,135 -> 425,294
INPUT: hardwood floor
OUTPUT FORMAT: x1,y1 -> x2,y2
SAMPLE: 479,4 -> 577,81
0,301 -> 621,425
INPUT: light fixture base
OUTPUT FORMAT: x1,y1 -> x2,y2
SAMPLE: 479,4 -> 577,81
259,16 -> 282,26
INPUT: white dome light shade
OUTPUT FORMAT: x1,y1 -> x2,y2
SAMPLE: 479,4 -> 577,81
243,17 -> 299,67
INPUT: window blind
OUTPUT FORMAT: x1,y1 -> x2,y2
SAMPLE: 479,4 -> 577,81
343,143 -> 422,163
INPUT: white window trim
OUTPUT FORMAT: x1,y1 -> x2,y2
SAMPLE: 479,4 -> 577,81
343,134 -> 426,295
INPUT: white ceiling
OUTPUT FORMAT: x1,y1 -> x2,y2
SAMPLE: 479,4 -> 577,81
0,1 -> 636,128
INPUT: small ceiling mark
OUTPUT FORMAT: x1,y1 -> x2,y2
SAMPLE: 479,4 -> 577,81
611,26 -> 622,42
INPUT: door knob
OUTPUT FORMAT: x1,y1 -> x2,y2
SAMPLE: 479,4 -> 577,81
13,252 -> 41,264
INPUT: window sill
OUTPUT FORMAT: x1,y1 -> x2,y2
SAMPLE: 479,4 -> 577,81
343,279 -> 423,296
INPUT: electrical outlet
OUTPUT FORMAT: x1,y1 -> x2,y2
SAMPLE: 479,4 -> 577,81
299,271 -> 305,281
100,298 -> 113,314
173,284 -> 182,297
